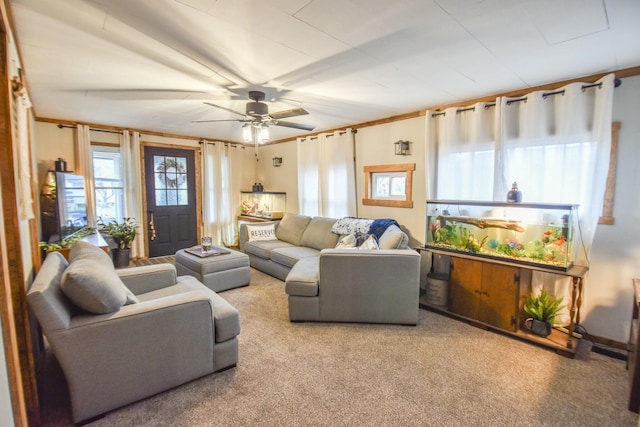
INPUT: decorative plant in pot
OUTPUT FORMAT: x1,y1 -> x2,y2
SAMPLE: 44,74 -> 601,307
523,290 -> 565,337
100,217 -> 138,268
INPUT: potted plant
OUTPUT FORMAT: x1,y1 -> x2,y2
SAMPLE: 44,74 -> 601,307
523,290 -> 565,337
100,217 -> 138,268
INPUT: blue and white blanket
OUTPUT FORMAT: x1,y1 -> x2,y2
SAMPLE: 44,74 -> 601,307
330,217 -> 399,240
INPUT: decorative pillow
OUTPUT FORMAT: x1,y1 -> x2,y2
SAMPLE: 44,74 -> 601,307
247,224 -> 277,242
61,258 -> 138,314
358,234 -> 380,250
335,234 -> 357,249
378,225 -> 408,249
68,240 -> 113,265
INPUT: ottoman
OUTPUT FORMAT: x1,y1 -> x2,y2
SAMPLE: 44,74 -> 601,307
175,247 -> 250,292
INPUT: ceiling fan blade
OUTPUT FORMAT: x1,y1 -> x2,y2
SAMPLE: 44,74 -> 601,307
272,120 -> 315,131
269,107 -> 309,120
191,119 -> 246,124
203,102 -> 246,117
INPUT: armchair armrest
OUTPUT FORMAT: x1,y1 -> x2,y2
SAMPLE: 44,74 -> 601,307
117,263 -> 177,295
239,220 -> 279,252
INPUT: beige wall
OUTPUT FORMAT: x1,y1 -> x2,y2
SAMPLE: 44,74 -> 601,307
255,140 -> 300,214
355,117 -> 427,248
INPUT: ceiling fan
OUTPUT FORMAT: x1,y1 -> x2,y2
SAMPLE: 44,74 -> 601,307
193,90 -> 316,134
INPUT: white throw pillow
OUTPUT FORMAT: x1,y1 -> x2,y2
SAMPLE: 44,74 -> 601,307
247,224 -> 277,241
358,234 -> 380,250
335,234 -> 357,249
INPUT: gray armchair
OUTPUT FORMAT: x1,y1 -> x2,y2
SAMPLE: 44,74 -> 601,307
27,251 -> 240,423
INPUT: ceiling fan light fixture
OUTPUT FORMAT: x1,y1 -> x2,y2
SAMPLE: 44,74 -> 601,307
258,124 -> 269,143
242,123 -> 252,142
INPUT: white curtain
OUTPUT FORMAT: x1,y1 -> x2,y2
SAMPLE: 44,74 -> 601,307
425,102 -> 498,201
74,124 -> 96,227
501,74 -> 615,322
202,141 -> 243,246
500,73 -> 615,262
15,92 -> 34,220
121,130 -> 145,258
297,129 -> 356,217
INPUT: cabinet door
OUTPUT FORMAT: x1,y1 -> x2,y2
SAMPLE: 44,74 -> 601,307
449,258 -> 483,320
480,263 -> 520,331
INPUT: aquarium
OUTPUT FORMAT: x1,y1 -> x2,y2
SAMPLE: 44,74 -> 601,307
425,200 -> 580,271
240,191 -> 286,219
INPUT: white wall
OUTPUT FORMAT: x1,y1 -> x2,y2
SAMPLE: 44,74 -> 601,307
582,75 -> 640,342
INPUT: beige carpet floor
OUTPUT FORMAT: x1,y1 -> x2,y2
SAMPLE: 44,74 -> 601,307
40,267 -> 638,427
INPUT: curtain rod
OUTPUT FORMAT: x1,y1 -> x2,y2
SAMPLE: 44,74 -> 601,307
432,78 -> 621,116
200,140 -> 245,148
57,123 -> 121,134
299,128 -> 356,142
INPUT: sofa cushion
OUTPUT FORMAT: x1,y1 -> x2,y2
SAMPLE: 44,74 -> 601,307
244,240 -> 295,260
246,224 -> 277,241
285,257 -> 320,297
378,225 -> 409,249
300,217 -> 339,250
275,213 -> 312,246
61,258 -> 138,314
271,246 -> 321,268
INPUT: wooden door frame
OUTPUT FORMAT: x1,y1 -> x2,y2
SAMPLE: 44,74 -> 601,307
0,16 -> 38,427
140,141 -> 202,258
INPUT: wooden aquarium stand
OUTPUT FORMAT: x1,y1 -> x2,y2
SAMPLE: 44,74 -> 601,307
417,247 -> 588,358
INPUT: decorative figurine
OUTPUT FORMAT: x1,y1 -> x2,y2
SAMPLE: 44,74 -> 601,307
507,181 -> 523,203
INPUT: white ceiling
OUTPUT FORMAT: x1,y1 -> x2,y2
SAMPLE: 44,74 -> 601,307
10,0 -> 640,143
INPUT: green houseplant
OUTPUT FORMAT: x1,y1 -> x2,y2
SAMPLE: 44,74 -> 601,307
523,290 -> 565,337
100,217 -> 138,267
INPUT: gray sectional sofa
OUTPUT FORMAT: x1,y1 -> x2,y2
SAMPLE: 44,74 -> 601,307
239,214 -> 420,325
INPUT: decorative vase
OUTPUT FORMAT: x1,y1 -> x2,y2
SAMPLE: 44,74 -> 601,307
525,318 -> 552,337
112,248 -> 131,268
506,181 -> 522,203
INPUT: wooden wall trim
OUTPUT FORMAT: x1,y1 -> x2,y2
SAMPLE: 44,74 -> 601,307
0,23 -> 38,427
32,67 -> 640,150
268,65 -> 640,145
599,122 -> 621,225
35,116 -> 239,145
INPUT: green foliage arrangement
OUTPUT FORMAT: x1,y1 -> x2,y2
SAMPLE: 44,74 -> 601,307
39,227 -> 96,251
100,217 -> 138,250
523,290 -> 565,325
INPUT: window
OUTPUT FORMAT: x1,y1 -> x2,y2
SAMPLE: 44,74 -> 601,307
153,155 -> 188,206
363,163 -> 415,208
92,145 -> 124,223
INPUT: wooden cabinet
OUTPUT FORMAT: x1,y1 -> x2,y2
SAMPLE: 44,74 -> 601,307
449,257 -> 530,332
418,248 -> 588,357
